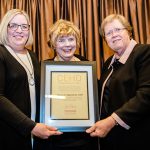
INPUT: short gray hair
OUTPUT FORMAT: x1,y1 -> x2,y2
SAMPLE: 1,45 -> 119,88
100,14 -> 132,39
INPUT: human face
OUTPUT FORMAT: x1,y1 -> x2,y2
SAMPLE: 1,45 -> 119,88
104,19 -> 131,56
55,35 -> 77,61
7,14 -> 30,51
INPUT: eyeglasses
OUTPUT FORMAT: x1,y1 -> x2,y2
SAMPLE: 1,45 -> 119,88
105,28 -> 126,37
8,23 -> 30,31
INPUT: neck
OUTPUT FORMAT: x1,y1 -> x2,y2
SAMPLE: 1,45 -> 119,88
8,45 -> 27,54
56,55 -> 74,61
115,48 -> 125,57
116,39 -> 131,57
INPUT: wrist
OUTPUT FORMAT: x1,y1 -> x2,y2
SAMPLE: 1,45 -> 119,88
110,115 -> 118,126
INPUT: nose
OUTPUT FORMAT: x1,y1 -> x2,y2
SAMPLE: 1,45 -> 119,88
111,30 -> 118,36
64,40 -> 70,46
16,25 -> 22,32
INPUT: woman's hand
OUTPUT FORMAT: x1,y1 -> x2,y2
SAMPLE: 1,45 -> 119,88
31,123 -> 63,139
86,116 -> 116,137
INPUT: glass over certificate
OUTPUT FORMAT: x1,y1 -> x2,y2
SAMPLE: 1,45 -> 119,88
40,61 -> 99,132
51,72 -> 89,120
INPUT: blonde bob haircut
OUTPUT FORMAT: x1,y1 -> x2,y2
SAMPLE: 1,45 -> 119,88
48,19 -> 80,49
100,14 -> 132,39
0,9 -> 33,47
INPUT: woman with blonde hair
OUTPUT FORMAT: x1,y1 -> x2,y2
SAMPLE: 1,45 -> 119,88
47,19 -> 84,61
35,19 -> 99,150
0,9 -> 61,150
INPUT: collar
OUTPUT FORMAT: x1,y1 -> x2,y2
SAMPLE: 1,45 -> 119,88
108,39 -> 137,68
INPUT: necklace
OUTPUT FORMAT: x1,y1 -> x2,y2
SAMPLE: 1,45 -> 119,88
14,51 -> 35,86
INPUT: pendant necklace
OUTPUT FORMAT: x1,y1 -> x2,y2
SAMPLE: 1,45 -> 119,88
14,51 -> 35,86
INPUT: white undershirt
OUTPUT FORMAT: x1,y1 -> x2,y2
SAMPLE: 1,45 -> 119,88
5,45 -> 36,121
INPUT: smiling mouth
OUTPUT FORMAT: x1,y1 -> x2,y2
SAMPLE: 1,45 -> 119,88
14,35 -> 24,39
113,39 -> 121,43
14,35 -> 22,37
63,49 -> 72,52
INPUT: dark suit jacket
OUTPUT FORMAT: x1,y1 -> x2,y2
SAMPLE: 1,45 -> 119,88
99,44 -> 150,150
0,45 -> 40,150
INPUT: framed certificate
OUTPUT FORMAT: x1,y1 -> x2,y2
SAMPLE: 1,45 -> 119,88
40,61 -> 99,132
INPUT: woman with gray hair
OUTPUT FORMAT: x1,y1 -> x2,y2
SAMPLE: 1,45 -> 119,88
86,14 -> 150,150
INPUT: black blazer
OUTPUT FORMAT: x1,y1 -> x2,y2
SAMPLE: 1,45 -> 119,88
0,45 -> 40,150
99,44 -> 150,150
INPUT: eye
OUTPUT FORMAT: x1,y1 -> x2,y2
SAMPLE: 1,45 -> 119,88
9,23 -> 18,29
21,24 -> 29,30
57,38 -> 65,43
105,31 -> 112,37
115,28 -> 121,32
68,37 -> 75,41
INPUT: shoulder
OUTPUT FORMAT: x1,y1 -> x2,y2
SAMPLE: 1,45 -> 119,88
45,58 -> 54,61
0,44 -> 7,53
27,50 -> 39,65
0,45 -> 9,59
28,49 -> 38,59
28,49 -> 36,55
133,44 -> 150,54
131,44 -> 150,61
74,54 -> 88,61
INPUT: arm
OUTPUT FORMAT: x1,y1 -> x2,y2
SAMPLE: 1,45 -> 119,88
0,49 -> 62,138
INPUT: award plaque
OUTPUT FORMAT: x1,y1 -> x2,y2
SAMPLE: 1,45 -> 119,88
40,61 -> 99,132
